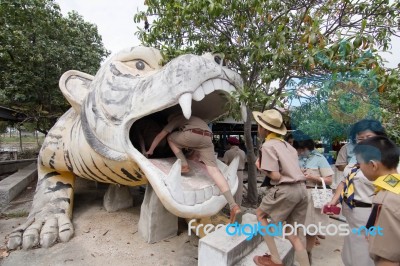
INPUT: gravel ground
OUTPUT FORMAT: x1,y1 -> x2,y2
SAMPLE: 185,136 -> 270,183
0,175 -> 345,266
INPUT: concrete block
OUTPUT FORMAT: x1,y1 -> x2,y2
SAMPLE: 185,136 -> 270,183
103,184 -> 133,212
138,184 -> 178,243
198,213 -> 294,266
0,159 -> 36,175
236,238 -> 294,266
0,163 -> 37,207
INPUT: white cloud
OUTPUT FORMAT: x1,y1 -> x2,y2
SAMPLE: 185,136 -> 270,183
55,0 -> 145,55
55,1 -> 400,68
379,36 -> 400,68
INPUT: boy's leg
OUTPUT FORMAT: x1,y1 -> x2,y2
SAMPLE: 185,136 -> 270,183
198,137 -> 241,223
285,184 -> 310,266
254,208 -> 282,265
205,165 -> 241,223
167,135 -> 189,172
286,234 -> 310,266
254,184 -> 304,265
306,234 -> 317,251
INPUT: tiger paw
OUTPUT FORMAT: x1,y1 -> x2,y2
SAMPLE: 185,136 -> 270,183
7,213 -> 74,250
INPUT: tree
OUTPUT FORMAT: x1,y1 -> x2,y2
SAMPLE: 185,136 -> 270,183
134,0 -> 400,204
380,67 -> 400,143
0,0 -> 110,134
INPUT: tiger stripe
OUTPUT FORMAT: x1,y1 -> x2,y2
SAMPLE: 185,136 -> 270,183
104,163 -> 135,183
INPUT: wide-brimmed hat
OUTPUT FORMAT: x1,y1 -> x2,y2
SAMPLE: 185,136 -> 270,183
227,137 -> 240,145
252,109 -> 287,135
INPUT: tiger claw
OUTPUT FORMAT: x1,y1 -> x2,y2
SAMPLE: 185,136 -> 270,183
40,217 -> 59,248
58,214 -> 74,242
22,221 -> 42,249
7,214 -> 74,249
7,231 -> 23,250
7,217 -> 34,250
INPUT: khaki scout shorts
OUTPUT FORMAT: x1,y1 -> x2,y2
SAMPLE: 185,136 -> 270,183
167,130 -> 217,167
259,182 -> 308,225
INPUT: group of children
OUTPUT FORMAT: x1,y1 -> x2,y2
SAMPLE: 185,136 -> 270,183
251,109 -> 400,266
145,109 -> 399,266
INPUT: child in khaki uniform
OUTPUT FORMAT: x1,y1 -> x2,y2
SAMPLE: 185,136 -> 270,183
353,136 -> 400,266
252,109 -> 309,266
146,113 -> 242,223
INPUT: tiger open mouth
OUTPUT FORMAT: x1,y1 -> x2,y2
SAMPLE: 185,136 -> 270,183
122,52 -> 245,218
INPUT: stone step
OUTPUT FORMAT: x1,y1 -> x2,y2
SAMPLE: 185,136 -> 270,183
237,238 -> 294,266
0,162 -> 37,207
198,213 -> 294,266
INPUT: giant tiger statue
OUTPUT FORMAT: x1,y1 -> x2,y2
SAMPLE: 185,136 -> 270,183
7,46 -> 244,249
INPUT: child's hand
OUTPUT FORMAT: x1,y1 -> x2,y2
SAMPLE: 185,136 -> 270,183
255,158 -> 260,169
145,150 -> 153,157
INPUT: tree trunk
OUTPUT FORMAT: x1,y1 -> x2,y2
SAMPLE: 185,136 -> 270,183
18,128 -> 22,152
244,106 -> 258,205
36,130 -> 40,147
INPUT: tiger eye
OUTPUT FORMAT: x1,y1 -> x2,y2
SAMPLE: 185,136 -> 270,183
136,61 -> 145,70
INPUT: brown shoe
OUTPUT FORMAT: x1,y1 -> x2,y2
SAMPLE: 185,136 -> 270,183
253,254 -> 283,266
229,205 -> 243,224
181,165 -> 190,173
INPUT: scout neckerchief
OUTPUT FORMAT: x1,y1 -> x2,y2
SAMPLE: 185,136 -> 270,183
373,173 -> 400,194
366,173 -> 400,229
265,132 -> 284,142
339,166 -> 360,209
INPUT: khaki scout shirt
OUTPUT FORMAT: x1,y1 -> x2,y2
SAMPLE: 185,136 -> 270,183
223,146 -> 246,170
163,115 -> 211,133
260,139 -> 305,185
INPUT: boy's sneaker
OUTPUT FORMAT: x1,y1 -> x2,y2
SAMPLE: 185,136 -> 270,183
229,205 -> 242,224
181,165 -> 190,173
253,254 -> 283,266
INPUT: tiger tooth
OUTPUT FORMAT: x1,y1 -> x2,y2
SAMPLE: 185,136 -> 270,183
224,155 -> 240,189
212,79 -> 223,91
202,80 -> 214,94
164,159 -> 185,204
193,86 -> 205,101
179,93 -> 192,119
221,80 -> 232,92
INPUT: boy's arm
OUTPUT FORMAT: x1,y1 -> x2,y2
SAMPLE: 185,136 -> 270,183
267,171 -> 282,181
327,181 -> 344,206
335,145 -> 348,171
146,130 -> 169,156
255,159 -> 281,181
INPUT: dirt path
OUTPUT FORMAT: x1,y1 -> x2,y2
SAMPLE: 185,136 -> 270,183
0,177 -> 345,266
0,180 -> 199,266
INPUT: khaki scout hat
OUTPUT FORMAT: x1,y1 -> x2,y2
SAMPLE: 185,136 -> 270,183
252,109 -> 287,135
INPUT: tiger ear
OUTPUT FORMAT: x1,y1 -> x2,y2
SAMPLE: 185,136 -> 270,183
59,70 -> 94,112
